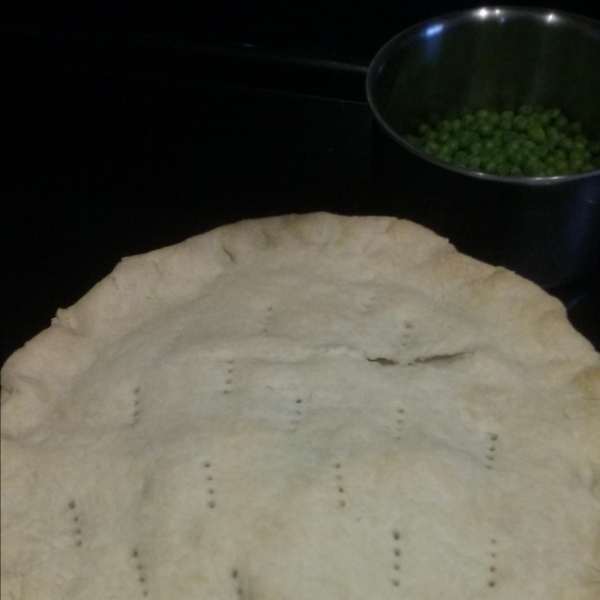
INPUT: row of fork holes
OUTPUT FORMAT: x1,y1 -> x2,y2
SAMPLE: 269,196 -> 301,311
131,549 -> 149,596
290,398 -> 302,431
488,539 -> 498,588
232,568 -> 242,596
68,500 -> 82,547
132,387 -> 141,425
395,408 -> 405,439
223,361 -> 234,394
391,529 -> 402,587
486,433 -> 498,470
205,461 -> 216,509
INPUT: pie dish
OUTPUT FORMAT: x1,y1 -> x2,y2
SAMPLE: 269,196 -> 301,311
1,213 -> 599,599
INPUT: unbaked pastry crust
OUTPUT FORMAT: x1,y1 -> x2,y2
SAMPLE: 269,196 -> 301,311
1,213 -> 599,599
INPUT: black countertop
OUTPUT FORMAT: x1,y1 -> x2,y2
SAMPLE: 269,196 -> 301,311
3,19 -> 599,365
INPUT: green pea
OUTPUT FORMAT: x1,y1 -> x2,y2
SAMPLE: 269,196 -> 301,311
495,149 -> 508,164
482,158 -> 498,173
475,109 -> 489,119
478,122 -> 494,138
463,115 -> 478,130
446,139 -> 460,154
501,131 -> 516,145
549,108 -> 561,119
470,142 -> 483,156
552,149 -> 567,161
488,112 -> 500,126
501,110 -> 514,120
497,162 -> 512,176
436,119 -> 451,132
518,105 -> 533,116
505,139 -> 520,152
510,165 -> 523,176
436,131 -> 451,144
589,141 -> 600,155
440,140 -> 456,156
450,119 -> 462,133
457,132 -> 471,149
467,156 -> 482,169
569,148 -> 588,162
514,115 -> 528,132
555,159 -> 569,173
528,126 -> 546,143
582,163 -> 595,172
479,139 -> 493,152
560,138 -> 575,151
538,113 -> 552,126
568,121 -> 583,135
508,150 -> 526,167
546,127 -> 562,144
555,115 -> 569,130
570,158 -> 584,171
424,141 -> 440,154
453,154 -> 469,168
418,123 -> 431,136
524,157 -> 543,176
499,119 -> 513,131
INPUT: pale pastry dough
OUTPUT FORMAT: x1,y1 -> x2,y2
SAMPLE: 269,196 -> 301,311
1,213 -> 599,599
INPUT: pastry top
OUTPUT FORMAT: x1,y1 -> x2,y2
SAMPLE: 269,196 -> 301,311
1,213 -> 599,600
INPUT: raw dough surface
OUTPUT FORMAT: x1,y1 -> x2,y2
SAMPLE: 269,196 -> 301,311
1,213 -> 599,600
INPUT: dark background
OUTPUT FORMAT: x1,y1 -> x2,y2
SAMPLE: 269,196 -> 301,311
3,1 -> 599,365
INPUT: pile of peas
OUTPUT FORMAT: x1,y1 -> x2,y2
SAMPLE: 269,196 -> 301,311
404,106 -> 600,177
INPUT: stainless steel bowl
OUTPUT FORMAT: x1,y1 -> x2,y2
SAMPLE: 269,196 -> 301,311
367,6 -> 600,288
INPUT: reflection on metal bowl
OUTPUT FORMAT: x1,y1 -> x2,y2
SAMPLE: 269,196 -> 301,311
367,7 -> 600,288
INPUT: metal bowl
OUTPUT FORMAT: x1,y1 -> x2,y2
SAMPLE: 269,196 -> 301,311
367,6 -> 600,289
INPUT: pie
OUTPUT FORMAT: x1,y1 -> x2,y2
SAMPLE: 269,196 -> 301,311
1,213 -> 599,599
